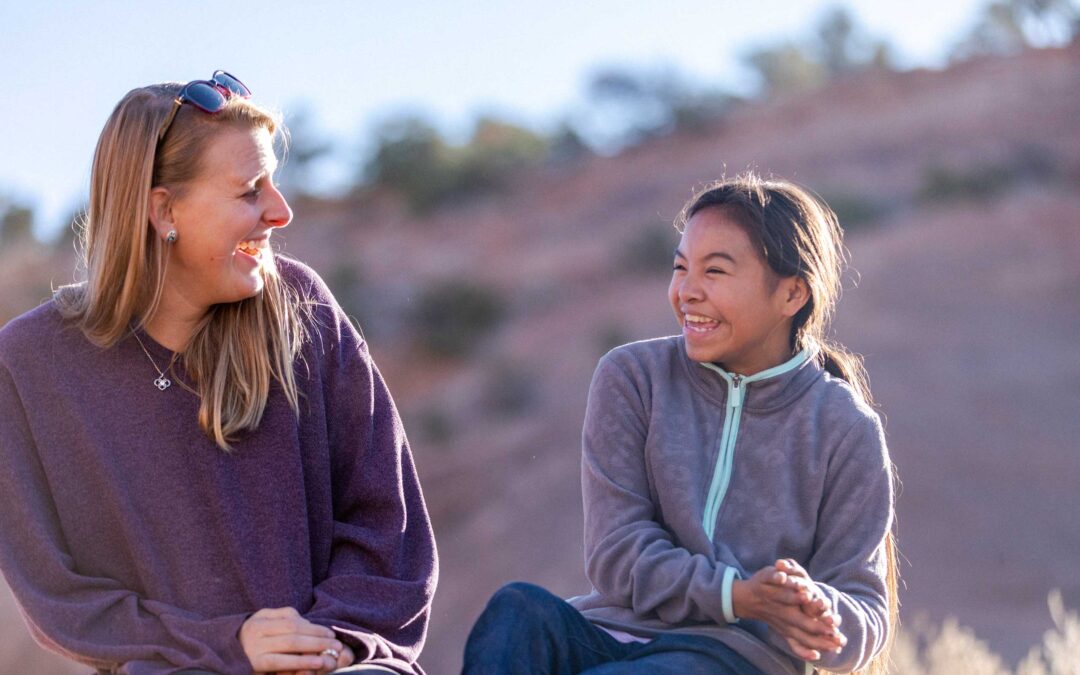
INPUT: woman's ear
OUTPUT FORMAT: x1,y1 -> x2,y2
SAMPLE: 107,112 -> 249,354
778,276 -> 811,318
147,186 -> 175,241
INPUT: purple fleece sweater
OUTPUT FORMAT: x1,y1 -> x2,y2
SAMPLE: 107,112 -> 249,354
0,256 -> 437,675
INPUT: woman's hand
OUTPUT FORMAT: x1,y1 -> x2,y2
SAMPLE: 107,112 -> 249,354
732,565 -> 845,661
278,644 -> 356,675
239,607 -> 345,674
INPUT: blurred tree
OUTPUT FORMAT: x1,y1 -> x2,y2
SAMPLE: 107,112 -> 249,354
546,121 -> 591,165
409,279 -> 505,357
579,66 -> 731,150
818,6 -> 858,75
0,197 -> 35,248
277,104 -> 334,197
816,6 -> 896,76
457,116 -> 548,193
583,67 -> 675,148
744,6 -> 896,97
951,0 -> 1079,59
53,203 -> 87,251
743,42 -> 828,95
361,113 -> 553,213
362,115 -> 455,213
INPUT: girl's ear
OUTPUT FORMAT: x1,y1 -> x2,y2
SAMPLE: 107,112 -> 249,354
147,186 -> 175,241
778,276 -> 811,318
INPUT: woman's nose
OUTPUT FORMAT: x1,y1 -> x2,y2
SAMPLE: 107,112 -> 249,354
264,185 -> 293,229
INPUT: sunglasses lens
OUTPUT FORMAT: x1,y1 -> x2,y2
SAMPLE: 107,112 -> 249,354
182,82 -> 228,113
212,71 -> 251,98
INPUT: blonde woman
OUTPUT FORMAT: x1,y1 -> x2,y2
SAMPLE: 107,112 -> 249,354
0,72 -> 436,675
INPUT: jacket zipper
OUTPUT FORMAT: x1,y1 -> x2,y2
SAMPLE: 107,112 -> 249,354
701,372 -> 745,539
699,349 -> 812,541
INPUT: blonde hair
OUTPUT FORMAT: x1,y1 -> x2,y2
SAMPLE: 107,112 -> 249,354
56,82 -> 306,451
678,173 -> 898,674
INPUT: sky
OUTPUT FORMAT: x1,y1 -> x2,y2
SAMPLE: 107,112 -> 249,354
0,0 -> 989,238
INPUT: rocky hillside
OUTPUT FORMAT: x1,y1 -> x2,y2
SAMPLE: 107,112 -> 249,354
1,44 -> 1077,673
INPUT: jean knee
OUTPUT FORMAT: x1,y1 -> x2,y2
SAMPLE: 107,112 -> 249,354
480,582 -> 564,627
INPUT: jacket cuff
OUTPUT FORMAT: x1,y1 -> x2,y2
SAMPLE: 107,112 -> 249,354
722,566 -> 740,623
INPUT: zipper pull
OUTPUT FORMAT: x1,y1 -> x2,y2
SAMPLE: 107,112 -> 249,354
730,374 -> 744,408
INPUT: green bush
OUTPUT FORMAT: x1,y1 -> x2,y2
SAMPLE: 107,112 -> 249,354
410,280 -> 506,357
362,114 -> 550,214
621,223 -> 677,274
325,262 -> 373,335
0,197 -> 34,247
819,193 -> 886,231
411,405 -> 455,447
918,164 -> 1015,202
595,323 -> 632,357
482,362 -> 537,417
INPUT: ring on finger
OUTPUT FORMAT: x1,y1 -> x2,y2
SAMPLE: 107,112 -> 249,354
321,647 -> 340,660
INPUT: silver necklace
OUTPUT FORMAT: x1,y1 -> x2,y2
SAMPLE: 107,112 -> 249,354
131,330 -> 176,391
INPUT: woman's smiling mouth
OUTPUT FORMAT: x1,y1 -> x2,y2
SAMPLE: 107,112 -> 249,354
236,239 -> 263,258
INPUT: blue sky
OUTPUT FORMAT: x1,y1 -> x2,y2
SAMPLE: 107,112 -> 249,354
0,0 -> 988,238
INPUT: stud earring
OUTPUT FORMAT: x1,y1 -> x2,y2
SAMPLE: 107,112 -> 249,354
165,230 -> 177,243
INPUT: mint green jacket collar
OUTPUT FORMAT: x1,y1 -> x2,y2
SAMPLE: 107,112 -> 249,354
680,340 -> 823,413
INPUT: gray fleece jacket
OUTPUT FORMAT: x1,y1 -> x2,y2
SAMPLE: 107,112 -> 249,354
568,336 -> 893,675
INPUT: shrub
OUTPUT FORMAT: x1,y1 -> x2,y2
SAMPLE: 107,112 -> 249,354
820,193 -> 887,231
890,591 -> 1080,674
595,323 -> 632,357
621,223 -> 676,275
410,280 -> 506,358
918,164 -> 1016,203
411,405 -> 455,447
325,262 -> 372,335
482,362 -> 537,417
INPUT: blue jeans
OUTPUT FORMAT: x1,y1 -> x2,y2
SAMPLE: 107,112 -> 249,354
462,582 -> 763,674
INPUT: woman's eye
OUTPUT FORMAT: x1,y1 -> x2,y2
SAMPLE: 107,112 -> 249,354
672,262 -> 686,271
243,189 -> 261,200
706,268 -> 726,275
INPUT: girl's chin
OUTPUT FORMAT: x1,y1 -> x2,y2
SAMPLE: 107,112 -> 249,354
684,341 -> 726,364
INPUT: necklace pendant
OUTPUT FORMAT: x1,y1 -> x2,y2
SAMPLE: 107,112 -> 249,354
154,376 -> 172,391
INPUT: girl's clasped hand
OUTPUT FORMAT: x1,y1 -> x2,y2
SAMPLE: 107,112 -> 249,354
735,559 -> 846,662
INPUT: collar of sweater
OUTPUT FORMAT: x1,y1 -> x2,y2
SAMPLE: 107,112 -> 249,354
679,339 -> 823,413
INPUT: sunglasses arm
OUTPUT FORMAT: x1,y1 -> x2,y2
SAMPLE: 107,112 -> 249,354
156,98 -> 183,142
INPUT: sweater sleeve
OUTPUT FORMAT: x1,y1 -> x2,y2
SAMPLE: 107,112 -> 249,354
301,290 -> 437,668
0,363 -> 251,675
789,413 -> 894,673
580,353 -> 737,626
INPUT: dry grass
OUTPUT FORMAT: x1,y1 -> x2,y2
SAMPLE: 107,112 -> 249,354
889,591 -> 1080,675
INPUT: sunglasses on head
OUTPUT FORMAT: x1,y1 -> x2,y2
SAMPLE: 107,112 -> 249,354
157,70 -> 251,141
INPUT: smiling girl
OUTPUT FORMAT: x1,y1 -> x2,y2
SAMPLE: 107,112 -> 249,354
462,174 -> 897,675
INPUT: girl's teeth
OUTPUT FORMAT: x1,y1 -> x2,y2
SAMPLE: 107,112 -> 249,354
684,314 -> 719,332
